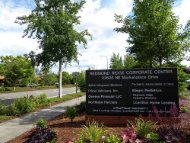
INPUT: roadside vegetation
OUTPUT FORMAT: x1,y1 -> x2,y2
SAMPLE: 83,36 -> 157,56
0,92 -> 84,122
0,55 -> 86,94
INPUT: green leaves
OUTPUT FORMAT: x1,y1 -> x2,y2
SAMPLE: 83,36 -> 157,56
110,53 -> 124,69
0,56 -> 35,89
16,0 -> 90,97
65,106 -> 77,122
115,0 -> 190,67
16,0 -> 91,68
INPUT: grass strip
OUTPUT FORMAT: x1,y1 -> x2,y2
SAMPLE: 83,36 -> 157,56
48,92 -> 84,104
0,116 -> 13,122
0,92 -> 85,122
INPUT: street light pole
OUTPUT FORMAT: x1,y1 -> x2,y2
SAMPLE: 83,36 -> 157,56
106,57 -> 109,69
101,56 -> 109,69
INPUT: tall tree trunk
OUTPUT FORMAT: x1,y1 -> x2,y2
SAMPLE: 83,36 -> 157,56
159,57 -> 162,67
58,59 -> 63,98
149,59 -> 153,68
76,79 -> 78,93
13,82 -> 16,91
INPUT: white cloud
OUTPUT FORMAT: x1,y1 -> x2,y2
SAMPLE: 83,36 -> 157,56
173,0 -> 190,26
0,1 -> 38,56
0,31 -> 38,56
72,0 -> 132,72
173,0 -> 190,67
1,0 -> 190,74
0,0 -> 133,73
0,1 -> 30,31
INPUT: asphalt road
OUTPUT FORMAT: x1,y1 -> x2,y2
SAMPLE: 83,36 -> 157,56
0,87 -> 76,105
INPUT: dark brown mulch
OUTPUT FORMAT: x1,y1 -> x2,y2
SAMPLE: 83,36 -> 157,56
7,96 -> 190,143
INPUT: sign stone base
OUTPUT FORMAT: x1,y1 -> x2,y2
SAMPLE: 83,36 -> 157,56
85,115 -> 180,126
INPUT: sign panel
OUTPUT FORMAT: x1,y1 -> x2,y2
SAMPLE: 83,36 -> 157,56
86,68 -> 178,116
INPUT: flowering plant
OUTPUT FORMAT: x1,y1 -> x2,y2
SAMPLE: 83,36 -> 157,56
122,126 -> 142,143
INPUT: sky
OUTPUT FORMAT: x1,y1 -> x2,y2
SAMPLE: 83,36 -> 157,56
0,0 -> 190,73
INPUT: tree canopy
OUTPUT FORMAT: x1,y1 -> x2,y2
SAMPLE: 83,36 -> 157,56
16,0 -> 90,66
109,53 -> 124,69
109,53 -> 138,69
115,0 -> 190,67
124,55 -> 138,69
16,0 -> 91,97
62,71 -> 73,84
0,56 -> 34,90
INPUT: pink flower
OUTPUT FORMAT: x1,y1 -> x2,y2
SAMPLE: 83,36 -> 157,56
65,141 -> 74,143
122,134 -> 129,143
131,132 -> 137,140
135,139 -> 142,143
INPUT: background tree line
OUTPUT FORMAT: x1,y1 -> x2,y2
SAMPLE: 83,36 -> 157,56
0,55 -> 85,92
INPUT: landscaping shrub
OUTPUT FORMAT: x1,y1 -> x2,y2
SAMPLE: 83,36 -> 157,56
36,118 -> 47,128
66,118 -> 190,143
77,122 -> 105,142
156,126 -> 190,143
178,67 -> 190,97
76,101 -> 86,113
36,94 -> 49,104
14,97 -> 35,114
2,87 -> 12,91
0,103 -> 18,116
65,106 -> 76,122
130,118 -> 156,139
6,104 -> 18,116
0,93 -> 83,118
106,134 -> 122,143
24,127 -> 57,143
145,132 -> 159,142
0,103 -> 6,115
180,105 -> 188,113
121,125 -> 142,143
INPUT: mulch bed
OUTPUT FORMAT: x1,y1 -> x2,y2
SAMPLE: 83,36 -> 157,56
7,96 -> 190,143
7,113 -> 126,143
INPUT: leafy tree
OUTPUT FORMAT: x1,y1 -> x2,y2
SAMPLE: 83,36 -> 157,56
78,71 -> 86,92
161,62 -> 190,95
0,56 -> 34,91
24,51 -> 38,69
19,77 -> 37,87
110,53 -> 124,69
0,63 -> 4,75
16,0 -> 91,97
178,68 -> 190,96
124,55 -> 138,69
41,73 -> 58,86
62,71 -> 73,85
115,0 -> 190,67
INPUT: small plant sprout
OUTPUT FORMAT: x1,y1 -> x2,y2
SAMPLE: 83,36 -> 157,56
65,106 -> 77,122
36,117 -> 47,128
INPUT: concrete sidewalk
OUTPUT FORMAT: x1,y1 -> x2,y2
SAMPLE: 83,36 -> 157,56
0,96 -> 85,143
